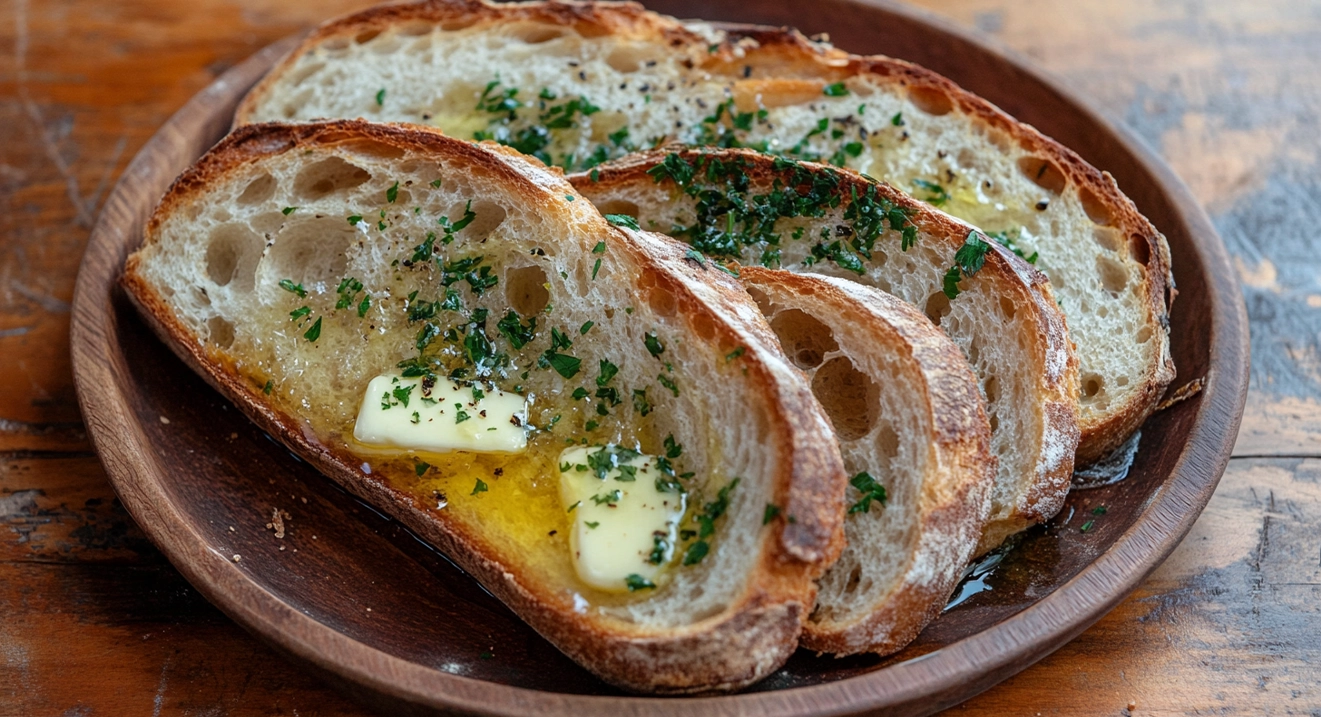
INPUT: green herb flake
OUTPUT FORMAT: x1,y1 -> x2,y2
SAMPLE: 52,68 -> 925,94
664,434 -> 683,459
1080,520 -> 1095,533
591,257 -> 602,280
911,178 -> 950,207
597,359 -> 619,387
763,503 -> 781,525
624,573 -> 656,591
278,279 -> 307,298
823,81 -> 850,97
1092,505 -> 1109,515
579,320 -> 594,335
281,206 -> 298,216
263,380 -> 273,395
392,384 -> 415,408
725,346 -> 745,362
847,471 -> 888,514
657,373 -> 679,397
375,88 -> 386,106
386,181 -> 399,203
347,214 -> 363,225
891,112 -> 904,126
471,478 -> 488,496
303,317 -> 323,342
632,388 -> 652,416
644,332 -> 665,358
415,460 -> 430,476
584,520 -> 600,529
604,214 -> 639,230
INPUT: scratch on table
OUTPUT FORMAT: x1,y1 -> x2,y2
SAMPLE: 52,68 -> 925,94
152,658 -> 170,717
12,0 -> 104,229
10,281 -> 70,314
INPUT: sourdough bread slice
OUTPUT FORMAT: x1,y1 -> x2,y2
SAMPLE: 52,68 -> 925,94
235,0 -> 1173,463
739,267 -> 995,655
574,147 -> 1077,553
121,120 -> 848,693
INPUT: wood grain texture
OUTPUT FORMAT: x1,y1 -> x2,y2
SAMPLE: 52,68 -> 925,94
0,0 -> 1304,714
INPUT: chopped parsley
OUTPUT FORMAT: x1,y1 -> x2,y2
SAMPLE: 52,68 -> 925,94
624,574 -> 656,591
278,279 -> 307,298
663,434 -> 682,459
604,214 -> 639,230
911,178 -> 950,207
471,478 -> 488,496
386,181 -> 399,203
763,503 -> 781,525
415,460 -> 430,476
847,471 -> 888,514
263,380 -> 273,395
579,320 -> 594,335
725,346 -> 746,362
683,478 -> 739,566
657,373 -> 679,397
823,81 -> 850,97
644,332 -> 665,358
281,207 -> 298,216
454,403 -> 471,423
632,388 -> 652,416
375,88 -> 386,106
942,231 -> 993,300
303,317 -> 322,342
392,384 -> 415,408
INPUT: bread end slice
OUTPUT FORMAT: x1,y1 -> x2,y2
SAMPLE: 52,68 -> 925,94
740,268 -> 995,655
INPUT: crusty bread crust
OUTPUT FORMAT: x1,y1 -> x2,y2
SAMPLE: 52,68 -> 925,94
740,268 -> 995,655
121,120 -> 847,693
574,146 -> 1079,554
235,0 -> 1172,464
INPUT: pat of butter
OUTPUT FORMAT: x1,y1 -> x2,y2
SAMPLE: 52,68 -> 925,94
558,445 -> 685,593
353,374 -> 528,454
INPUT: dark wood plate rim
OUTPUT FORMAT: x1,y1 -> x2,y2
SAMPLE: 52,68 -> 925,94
70,1 -> 1250,714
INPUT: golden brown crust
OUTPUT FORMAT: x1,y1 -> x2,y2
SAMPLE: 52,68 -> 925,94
121,120 -> 846,693
571,145 -> 1080,553
236,0 -> 1170,463
738,268 -> 995,655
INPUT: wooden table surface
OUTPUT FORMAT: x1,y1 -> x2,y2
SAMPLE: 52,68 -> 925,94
2,0 -> 1317,714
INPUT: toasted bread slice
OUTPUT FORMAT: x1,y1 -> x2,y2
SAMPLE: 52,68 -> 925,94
121,120 -> 848,693
235,0 -> 1173,463
739,267 -> 994,655
574,147 -> 1077,553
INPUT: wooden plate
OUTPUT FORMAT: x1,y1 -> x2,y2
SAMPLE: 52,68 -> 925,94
70,1 -> 1249,714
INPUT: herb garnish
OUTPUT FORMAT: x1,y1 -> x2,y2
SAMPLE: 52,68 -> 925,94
624,574 -> 656,591
604,214 -> 639,230
847,471 -> 887,514
683,478 -> 739,566
942,231 -> 992,300
471,478 -> 488,496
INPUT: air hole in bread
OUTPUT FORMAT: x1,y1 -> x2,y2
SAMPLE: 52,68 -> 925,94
207,316 -> 235,349
988,413 -> 999,434
812,357 -> 878,440
439,17 -> 478,32
1079,186 -> 1113,226
509,23 -> 570,44
983,375 -> 1001,405
692,314 -> 716,342
1097,256 -> 1128,294
647,285 -> 678,318
1129,233 -> 1151,266
294,157 -> 372,200
769,309 -> 838,370
876,423 -> 899,460
354,29 -> 381,44
1116,375 -> 1129,387
606,44 -> 660,73
1017,156 -> 1067,195
267,217 -> 354,289
366,35 -> 402,54
999,296 -> 1016,320
397,21 -> 433,37
505,265 -> 550,316
594,199 -> 640,219
205,224 -> 263,292
1082,373 -> 1104,399
1093,227 -> 1121,252
321,37 -> 351,52
1136,326 -> 1153,344
744,286 -> 776,316
924,291 -> 951,326
460,201 -> 507,241
843,564 -> 863,594
236,173 -> 277,206
342,140 -> 407,161
909,85 -> 954,116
